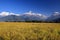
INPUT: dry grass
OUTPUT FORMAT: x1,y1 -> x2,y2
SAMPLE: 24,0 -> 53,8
0,22 -> 60,40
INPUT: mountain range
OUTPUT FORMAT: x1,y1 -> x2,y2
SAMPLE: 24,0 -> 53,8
0,11 -> 60,23
46,12 -> 60,22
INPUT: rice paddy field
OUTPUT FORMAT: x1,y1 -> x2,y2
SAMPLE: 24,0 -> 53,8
0,22 -> 60,40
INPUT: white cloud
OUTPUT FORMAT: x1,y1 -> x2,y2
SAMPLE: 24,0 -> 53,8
9,13 -> 20,16
0,12 -> 9,16
0,12 -> 20,16
25,11 -> 46,16
23,11 -> 47,19
24,11 -> 33,15
53,12 -> 60,16
0,11 -> 47,19
24,11 -> 42,16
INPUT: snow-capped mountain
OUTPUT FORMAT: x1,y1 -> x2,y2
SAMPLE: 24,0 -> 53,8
0,11 -> 47,22
0,15 -> 25,22
47,12 -> 60,22
20,11 -> 47,21
0,11 -> 60,22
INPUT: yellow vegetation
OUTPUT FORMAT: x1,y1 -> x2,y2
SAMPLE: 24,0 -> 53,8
0,22 -> 60,40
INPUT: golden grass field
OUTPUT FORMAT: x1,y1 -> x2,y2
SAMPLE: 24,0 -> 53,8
0,22 -> 60,40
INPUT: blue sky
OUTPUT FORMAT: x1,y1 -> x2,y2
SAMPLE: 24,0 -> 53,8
0,0 -> 60,16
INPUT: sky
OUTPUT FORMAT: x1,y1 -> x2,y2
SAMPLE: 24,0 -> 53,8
0,0 -> 60,16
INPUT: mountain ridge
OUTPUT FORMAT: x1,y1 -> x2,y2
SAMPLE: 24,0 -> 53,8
0,11 -> 60,22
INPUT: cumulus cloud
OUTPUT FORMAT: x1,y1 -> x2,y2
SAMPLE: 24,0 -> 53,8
0,12 -> 20,16
53,12 -> 60,16
24,11 -> 42,16
9,13 -> 20,16
24,11 -> 33,15
0,12 -> 9,16
24,11 -> 46,17
0,11 -> 47,19
24,11 -> 47,18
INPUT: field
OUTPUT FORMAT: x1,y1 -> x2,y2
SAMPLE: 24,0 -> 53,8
0,22 -> 60,40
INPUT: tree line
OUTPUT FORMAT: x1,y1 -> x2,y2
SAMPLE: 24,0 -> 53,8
5,20 -> 60,23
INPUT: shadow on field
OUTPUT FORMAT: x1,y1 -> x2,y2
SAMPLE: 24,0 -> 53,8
0,36 -> 4,40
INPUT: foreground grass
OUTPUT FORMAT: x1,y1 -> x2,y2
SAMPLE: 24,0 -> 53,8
0,22 -> 60,40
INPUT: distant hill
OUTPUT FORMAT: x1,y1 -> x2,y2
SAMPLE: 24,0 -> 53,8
0,12 -> 60,23
46,12 -> 60,23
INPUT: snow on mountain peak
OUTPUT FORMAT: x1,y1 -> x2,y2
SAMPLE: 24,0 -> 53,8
0,12 -> 20,16
24,11 -> 47,20
0,11 -> 47,20
24,11 -> 47,18
53,12 -> 60,16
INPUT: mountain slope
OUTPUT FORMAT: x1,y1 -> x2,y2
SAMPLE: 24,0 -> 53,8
46,12 -> 60,22
0,11 -> 47,22
0,11 -> 60,22
20,13 -> 47,21
0,15 -> 25,22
